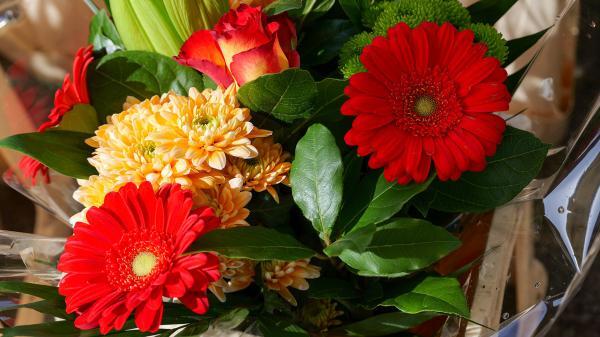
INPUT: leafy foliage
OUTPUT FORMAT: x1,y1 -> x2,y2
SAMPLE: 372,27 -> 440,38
88,9 -> 125,53
417,126 -> 549,213
88,50 -> 205,121
291,124 -> 344,242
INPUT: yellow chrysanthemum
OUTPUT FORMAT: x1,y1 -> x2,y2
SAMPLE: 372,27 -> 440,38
262,259 -> 321,306
209,256 -> 256,302
192,182 -> 252,229
149,86 -> 271,171
227,137 -> 291,203
87,93 -> 225,190
73,175 -> 125,208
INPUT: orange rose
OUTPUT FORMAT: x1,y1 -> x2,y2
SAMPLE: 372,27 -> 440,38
175,5 -> 299,87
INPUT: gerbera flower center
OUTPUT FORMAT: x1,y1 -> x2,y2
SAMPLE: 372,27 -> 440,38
105,231 -> 173,291
390,68 -> 462,137
414,96 -> 437,116
132,252 -> 158,277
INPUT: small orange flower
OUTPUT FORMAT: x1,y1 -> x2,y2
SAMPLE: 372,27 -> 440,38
227,137 -> 291,203
192,183 -> 252,229
209,256 -> 256,302
262,259 -> 321,306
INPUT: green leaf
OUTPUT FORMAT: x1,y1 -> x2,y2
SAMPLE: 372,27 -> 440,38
324,224 -> 375,257
264,0 -> 303,15
353,175 -> 434,232
212,308 -> 249,330
337,219 -> 461,277
257,317 -> 309,337
237,68 -> 317,123
289,0 -> 336,25
307,277 -> 360,299
332,170 -> 380,236
0,131 -> 96,179
299,20 -> 359,66
419,127 -> 549,213
334,312 -> 433,337
0,300 -> 71,320
54,104 -> 98,134
88,50 -> 205,121
506,47 -> 543,95
176,322 -> 210,337
291,124 -> 343,241
505,27 -> 551,65
381,276 -> 469,318
339,0 -> 363,26
190,226 -> 314,261
468,0 -> 518,25
0,281 -> 61,300
88,9 -> 125,53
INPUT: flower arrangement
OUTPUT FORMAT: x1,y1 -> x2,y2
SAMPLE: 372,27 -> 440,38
0,0 -> 553,336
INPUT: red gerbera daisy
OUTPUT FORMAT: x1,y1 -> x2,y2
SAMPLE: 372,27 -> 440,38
19,45 -> 94,185
58,182 -> 221,334
342,22 -> 510,184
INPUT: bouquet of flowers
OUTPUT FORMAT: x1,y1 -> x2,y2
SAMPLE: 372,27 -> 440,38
0,0 -> 566,336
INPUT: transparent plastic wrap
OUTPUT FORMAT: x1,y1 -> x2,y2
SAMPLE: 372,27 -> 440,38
0,0 -> 597,336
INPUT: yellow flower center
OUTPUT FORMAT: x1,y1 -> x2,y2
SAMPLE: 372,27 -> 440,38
245,157 -> 261,166
414,96 -> 437,116
132,251 -> 157,277
138,142 -> 156,157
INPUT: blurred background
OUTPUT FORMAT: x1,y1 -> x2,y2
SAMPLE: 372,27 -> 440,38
0,0 -> 597,336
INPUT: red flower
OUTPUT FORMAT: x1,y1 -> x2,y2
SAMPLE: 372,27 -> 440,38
19,45 -> 94,185
58,182 -> 221,334
342,22 -> 509,184
176,5 -> 299,87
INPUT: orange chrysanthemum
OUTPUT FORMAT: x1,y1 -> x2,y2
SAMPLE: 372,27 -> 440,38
192,183 -> 252,229
149,86 -> 271,171
227,137 -> 291,202
209,256 -> 256,302
262,259 -> 321,306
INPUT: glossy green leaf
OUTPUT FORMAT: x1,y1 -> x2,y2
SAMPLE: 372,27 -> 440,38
0,281 -> 61,300
264,0 -> 303,15
289,0 -> 336,24
0,300 -> 71,320
291,124 -> 343,241
337,219 -> 461,277
88,50 -> 205,121
468,0 -> 518,25
334,312 -> 433,337
176,322 -> 210,337
54,104 -> 98,134
237,68 -> 317,123
299,20 -> 359,66
332,170 -> 379,236
190,226 -> 314,261
324,224 -> 375,257
258,317 -> 309,337
212,308 -> 249,330
88,9 -> 125,53
353,175 -> 434,231
505,27 -> 551,65
419,126 -> 549,213
307,277 -> 360,299
0,131 -> 96,179
339,0 -> 363,26
381,276 -> 469,317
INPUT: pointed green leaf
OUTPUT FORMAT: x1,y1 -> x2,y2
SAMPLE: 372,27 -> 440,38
89,50 -> 205,121
468,0 -> 518,25
505,27 -> 551,65
381,276 -> 469,318
333,170 -> 380,236
0,131 -> 96,179
353,175 -> 434,231
0,300 -> 71,320
190,226 -> 314,261
418,126 -> 549,213
54,104 -> 98,134
339,0 -> 363,26
0,281 -> 61,300
334,312 -> 434,337
258,317 -> 309,337
237,68 -> 317,123
88,9 -> 125,53
324,224 -> 375,257
291,124 -> 343,241
337,219 -> 461,277
264,0 -> 303,15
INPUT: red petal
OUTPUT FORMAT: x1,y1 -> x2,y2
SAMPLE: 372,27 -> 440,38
229,37 -> 290,86
176,30 -> 233,87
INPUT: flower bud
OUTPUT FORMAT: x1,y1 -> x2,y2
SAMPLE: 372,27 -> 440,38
109,0 -> 228,56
